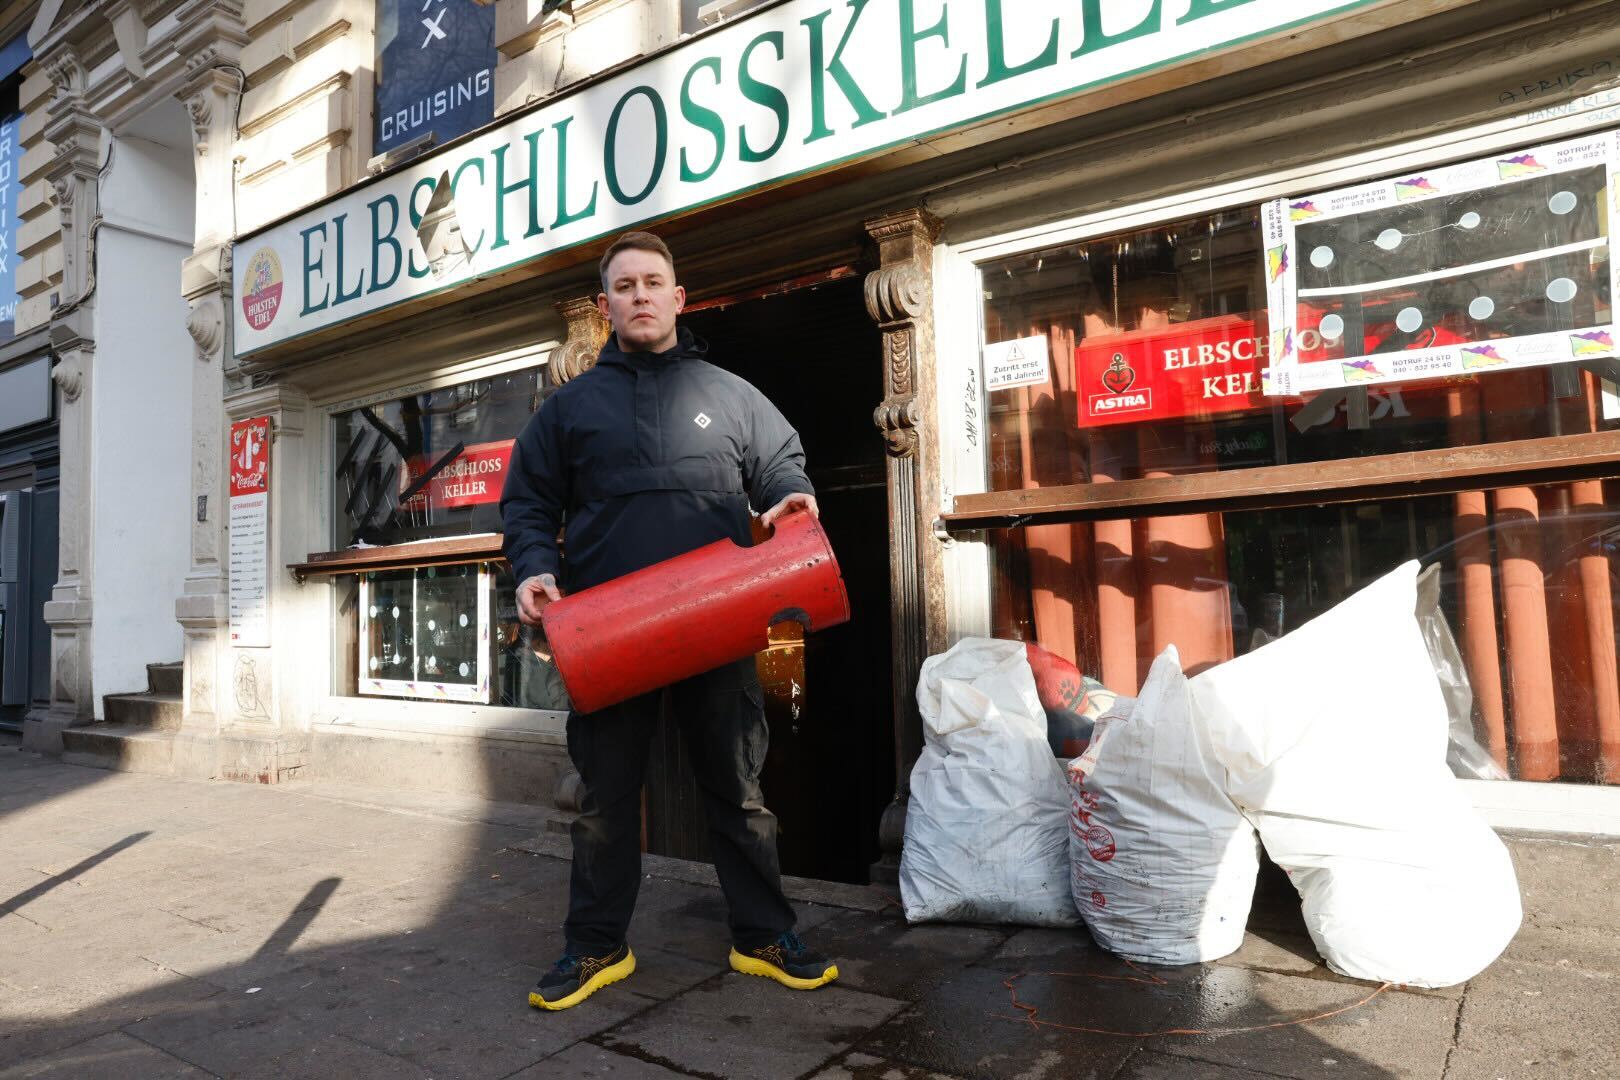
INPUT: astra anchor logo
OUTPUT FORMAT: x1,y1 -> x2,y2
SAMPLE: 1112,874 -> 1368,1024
1100,353 -> 1136,394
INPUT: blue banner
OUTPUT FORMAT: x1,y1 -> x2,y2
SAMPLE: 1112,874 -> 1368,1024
374,0 -> 496,157
0,112 -> 21,341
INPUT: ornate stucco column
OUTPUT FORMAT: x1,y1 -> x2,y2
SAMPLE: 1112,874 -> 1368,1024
26,52 -> 102,751
174,15 -> 247,745
864,209 -> 947,882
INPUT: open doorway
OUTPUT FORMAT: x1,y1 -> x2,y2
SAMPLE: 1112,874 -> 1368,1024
643,276 -> 896,884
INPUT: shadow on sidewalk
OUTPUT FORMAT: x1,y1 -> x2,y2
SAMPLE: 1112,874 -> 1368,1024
0,747 -> 1412,1079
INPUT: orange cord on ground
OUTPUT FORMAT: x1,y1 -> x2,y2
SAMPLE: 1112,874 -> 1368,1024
991,958 -> 1392,1039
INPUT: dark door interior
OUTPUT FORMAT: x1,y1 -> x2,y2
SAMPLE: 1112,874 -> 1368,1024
643,277 -> 896,884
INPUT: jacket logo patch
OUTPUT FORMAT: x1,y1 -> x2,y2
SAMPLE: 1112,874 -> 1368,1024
693,412 -> 712,429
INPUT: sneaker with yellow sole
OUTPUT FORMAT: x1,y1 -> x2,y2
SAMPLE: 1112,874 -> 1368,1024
529,944 -> 635,1010
729,932 -> 838,990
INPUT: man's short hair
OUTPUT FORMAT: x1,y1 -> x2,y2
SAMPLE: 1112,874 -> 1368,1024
599,231 -> 676,289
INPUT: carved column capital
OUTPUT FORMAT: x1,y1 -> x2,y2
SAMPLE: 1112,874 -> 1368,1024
864,211 -> 939,459
864,209 -> 942,263
863,264 -> 928,328
551,296 -> 611,384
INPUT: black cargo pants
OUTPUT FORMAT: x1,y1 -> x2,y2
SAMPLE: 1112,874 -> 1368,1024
563,657 -> 796,955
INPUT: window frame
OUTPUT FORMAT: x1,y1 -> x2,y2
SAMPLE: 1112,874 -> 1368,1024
939,102 -> 1620,536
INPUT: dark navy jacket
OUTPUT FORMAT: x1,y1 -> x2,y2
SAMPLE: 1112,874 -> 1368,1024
500,328 -> 813,593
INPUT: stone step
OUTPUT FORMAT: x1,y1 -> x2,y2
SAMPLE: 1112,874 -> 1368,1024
147,662 -> 183,697
61,724 -> 175,775
102,693 -> 183,732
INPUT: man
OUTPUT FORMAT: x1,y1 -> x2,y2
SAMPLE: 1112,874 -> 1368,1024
501,231 -> 837,1011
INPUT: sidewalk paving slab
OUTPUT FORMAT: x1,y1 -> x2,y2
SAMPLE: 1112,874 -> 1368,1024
595,974 -> 907,1080
0,1030 -> 213,1079
2,745 -> 1617,1080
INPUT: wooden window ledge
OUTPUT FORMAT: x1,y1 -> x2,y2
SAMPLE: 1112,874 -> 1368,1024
290,534 -> 506,581
944,430 -> 1620,531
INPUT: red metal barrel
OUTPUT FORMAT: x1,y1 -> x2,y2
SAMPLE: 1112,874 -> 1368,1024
541,511 -> 851,714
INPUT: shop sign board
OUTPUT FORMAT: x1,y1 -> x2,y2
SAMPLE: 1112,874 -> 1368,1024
1263,129 -> 1620,395
373,0 -> 496,156
228,416 -> 272,648
399,439 -> 513,511
1075,315 -> 1268,428
234,0 -> 1385,358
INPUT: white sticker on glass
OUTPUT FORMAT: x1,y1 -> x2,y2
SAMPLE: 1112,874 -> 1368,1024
1396,307 -> 1424,333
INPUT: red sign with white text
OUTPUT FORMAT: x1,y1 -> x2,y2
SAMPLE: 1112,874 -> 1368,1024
1076,316 -> 1269,428
228,417 -> 272,496
401,440 -> 514,511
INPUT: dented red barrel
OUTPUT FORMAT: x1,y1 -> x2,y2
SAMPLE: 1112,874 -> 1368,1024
541,511 -> 850,714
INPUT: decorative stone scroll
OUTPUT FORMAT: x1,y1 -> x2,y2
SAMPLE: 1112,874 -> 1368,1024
551,296 -> 611,383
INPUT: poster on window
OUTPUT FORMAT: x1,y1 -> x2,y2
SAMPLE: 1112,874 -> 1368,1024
1263,130 -> 1620,395
1075,315 -> 1270,428
398,439 -> 512,512
228,417 -> 273,648
374,0 -> 496,157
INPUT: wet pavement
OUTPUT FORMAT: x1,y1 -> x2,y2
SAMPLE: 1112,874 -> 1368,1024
1,741 -> 1616,1079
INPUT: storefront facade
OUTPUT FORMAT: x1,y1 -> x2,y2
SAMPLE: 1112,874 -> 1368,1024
27,0 -> 1620,880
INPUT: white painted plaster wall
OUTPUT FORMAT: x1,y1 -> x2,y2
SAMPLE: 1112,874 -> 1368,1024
87,107 -> 195,706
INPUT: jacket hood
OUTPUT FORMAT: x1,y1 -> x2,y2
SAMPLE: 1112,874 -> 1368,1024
596,325 -> 709,370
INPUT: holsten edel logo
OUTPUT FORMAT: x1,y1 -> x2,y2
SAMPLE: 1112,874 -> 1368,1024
242,248 -> 284,332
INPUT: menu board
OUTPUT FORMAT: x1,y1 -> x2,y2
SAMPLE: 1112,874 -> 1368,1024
228,417 -> 272,648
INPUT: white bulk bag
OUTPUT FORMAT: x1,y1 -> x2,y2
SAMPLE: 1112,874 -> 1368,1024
1188,561 -> 1521,988
900,638 -> 1080,927
1069,647 -> 1260,965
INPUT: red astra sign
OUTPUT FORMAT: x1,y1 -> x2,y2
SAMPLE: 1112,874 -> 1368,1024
1076,315 -> 1269,428
401,440 -> 514,511
228,417 -> 272,497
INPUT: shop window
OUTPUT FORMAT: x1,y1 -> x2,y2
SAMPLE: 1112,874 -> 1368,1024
988,479 -> 1620,785
331,367 -> 548,549
358,563 -> 490,701
981,133 -> 1618,492
976,132 -> 1620,787
329,366 -> 567,709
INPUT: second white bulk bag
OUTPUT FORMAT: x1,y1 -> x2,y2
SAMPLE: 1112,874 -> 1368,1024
1069,646 -> 1260,965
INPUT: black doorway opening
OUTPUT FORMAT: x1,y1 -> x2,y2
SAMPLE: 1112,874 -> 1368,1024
643,277 -> 896,884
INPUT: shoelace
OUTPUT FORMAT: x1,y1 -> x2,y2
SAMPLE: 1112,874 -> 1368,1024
553,953 -> 583,975
775,931 -> 806,955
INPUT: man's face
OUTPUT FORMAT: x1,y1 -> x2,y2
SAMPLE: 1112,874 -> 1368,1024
598,248 -> 684,353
